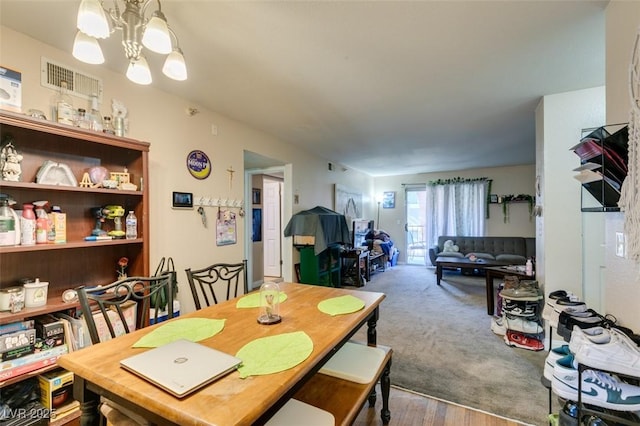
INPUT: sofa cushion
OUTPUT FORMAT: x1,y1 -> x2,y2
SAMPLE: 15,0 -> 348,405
496,254 -> 527,264
436,251 -> 464,259
465,252 -> 495,260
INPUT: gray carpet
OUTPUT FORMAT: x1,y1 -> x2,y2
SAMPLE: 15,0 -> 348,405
352,264 -> 548,426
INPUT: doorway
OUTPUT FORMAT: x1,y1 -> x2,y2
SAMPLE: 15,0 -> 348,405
244,150 -> 293,290
405,186 -> 427,265
263,177 -> 283,280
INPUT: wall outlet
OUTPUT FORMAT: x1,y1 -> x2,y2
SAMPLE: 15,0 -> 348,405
615,232 -> 625,258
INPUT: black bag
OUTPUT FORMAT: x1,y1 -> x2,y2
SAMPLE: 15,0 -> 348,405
151,257 -> 177,310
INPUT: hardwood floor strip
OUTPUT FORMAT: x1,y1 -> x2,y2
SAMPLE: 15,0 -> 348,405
353,385 -> 532,426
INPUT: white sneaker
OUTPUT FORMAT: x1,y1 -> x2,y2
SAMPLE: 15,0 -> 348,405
491,315 -> 506,336
575,327 -> 640,377
504,315 -> 543,334
568,326 -> 611,354
541,291 -> 579,321
543,345 -> 572,382
552,355 -> 640,412
549,300 -> 588,329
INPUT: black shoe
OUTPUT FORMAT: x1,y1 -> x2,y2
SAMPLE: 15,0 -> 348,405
557,309 -> 606,341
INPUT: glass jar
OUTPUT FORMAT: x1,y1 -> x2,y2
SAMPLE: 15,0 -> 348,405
257,282 -> 282,325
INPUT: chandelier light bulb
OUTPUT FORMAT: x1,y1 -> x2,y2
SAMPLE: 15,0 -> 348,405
126,57 -> 153,85
73,0 -> 187,84
77,0 -> 110,39
142,10 -> 172,54
162,48 -> 188,81
72,31 -> 105,64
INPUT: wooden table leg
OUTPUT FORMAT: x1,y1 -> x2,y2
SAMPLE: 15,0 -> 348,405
436,263 -> 442,285
74,378 -> 100,426
380,357 -> 391,424
485,270 -> 495,316
367,306 -> 379,346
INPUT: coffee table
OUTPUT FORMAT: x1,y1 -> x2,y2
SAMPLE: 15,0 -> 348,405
435,256 -> 512,315
484,265 -> 535,316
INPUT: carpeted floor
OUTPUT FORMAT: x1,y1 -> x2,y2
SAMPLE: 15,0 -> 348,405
352,264 -> 548,426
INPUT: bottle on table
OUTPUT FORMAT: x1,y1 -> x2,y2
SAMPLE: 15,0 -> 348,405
525,258 -> 533,276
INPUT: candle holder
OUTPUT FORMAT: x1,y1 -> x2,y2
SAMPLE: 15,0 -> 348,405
257,282 -> 281,325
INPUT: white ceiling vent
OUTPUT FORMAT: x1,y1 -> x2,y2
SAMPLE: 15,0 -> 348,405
41,57 -> 103,102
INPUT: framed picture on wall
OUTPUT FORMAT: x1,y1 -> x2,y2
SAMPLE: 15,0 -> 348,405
382,191 -> 395,209
252,188 -> 261,205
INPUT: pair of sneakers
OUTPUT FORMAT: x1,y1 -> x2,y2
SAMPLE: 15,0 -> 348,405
491,314 -> 543,335
499,279 -> 542,301
570,325 -> 640,378
551,354 -> 640,412
542,290 -> 588,328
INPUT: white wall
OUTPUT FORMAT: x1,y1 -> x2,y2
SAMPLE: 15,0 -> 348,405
604,2 -> 640,331
535,87 -> 605,302
374,164 -> 536,262
0,26 -> 373,314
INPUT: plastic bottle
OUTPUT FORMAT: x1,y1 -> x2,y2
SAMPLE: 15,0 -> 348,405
125,211 -> 137,240
525,258 -> 533,276
20,203 -> 36,245
88,93 -> 103,132
33,202 -> 49,244
0,197 -> 16,246
51,80 -> 74,125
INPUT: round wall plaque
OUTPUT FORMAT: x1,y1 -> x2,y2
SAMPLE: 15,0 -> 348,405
186,150 -> 211,179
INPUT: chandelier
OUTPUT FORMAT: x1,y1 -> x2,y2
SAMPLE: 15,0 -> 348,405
72,0 -> 187,85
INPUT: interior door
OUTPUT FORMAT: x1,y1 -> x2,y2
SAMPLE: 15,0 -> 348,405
263,178 -> 282,277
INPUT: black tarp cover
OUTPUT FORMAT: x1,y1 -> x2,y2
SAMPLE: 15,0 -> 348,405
283,206 -> 350,255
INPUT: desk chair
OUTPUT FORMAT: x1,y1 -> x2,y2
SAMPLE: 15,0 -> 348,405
185,260 -> 248,309
76,274 -> 175,426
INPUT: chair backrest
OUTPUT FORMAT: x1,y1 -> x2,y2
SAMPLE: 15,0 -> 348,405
76,273 -> 175,345
185,260 -> 248,309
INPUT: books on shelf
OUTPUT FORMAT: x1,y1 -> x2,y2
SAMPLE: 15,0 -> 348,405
0,344 -> 68,382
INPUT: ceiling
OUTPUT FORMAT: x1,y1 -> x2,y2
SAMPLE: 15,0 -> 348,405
0,1 -> 607,176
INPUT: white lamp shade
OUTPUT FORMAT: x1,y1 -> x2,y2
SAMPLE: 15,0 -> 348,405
126,57 -> 152,85
72,31 -> 105,64
162,49 -> 188,81
77,0 -> 110,39
142,12 -> 172,54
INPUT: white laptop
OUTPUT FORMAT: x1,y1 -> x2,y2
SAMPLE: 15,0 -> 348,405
120,339 -> 242,398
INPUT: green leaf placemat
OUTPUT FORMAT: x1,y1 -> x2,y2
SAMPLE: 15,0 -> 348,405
236,331 -> 313,379
236,292 -> 288,308
132,318 -> 226,348
317,295 -> 365,316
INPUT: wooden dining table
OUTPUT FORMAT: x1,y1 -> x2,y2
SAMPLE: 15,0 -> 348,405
57,282 -> 386,426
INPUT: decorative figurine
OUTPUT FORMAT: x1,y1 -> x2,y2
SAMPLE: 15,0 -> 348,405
0,141 -> 23,182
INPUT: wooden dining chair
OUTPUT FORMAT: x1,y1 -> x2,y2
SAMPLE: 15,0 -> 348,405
76,273 -> 175,345
185,260 -> 248,309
